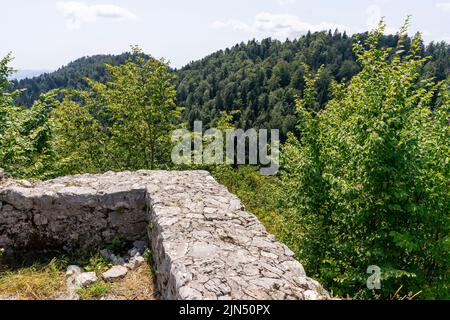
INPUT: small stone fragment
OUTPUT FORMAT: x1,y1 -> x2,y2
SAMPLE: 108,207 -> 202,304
102,266 -> 128,281
66,265 -> 82,277
128,248 -> 139,257
76,272 -> 98,287
260,251 -> 278,259
133,240 -> 148,252
178,286 -> 203,300
100,249 -> 113,261
134,255 -> 145,265
0,168 -> 10,180
125,255 -> 145,270
303,290 -> 319,300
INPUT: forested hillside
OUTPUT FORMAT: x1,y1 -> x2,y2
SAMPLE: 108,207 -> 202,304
177,31 -> 449,136
12,31 -> 450,139
11,52 -> 144,106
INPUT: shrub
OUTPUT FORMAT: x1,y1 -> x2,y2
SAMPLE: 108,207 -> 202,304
281,21 -> 449,299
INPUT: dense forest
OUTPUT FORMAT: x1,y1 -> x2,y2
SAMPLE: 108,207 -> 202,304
176,31 -> 449,137
11,31 -> 450,138
11,53 -> 139,106
2,23 -> 449,300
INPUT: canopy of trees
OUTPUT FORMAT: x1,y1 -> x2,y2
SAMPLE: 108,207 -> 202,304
11,52 -> 146,107
0,54 -> 53,178
11,31 -> 450,140
1,49 -> 181,179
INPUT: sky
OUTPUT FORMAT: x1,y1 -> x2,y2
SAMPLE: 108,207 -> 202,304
2,0 -> 450,71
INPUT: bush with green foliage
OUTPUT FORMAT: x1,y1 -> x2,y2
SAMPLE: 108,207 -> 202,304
281,21 -> 449,299
0,54 -> 54,178
49,47 -> 183,176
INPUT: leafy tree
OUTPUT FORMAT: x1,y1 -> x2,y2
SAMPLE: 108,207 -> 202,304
282,21 -> 449,299
215,110 -> 240,130
49,90 -> 107,176
0,54 -> 53,178
50,48 -> 183,173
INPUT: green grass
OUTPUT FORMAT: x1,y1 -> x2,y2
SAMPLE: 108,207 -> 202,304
77,281 -> 110,300
211,165 -> 286,237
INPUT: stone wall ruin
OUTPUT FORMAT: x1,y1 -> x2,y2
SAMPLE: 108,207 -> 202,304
0,170 -> 329,300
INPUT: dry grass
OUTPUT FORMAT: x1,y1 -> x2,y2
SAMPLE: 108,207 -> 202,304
0,254 -> 157,300
107,264 -> 157,300
0,260 -> 65,300
77,264 -> 157,300
389,285 -> 422,300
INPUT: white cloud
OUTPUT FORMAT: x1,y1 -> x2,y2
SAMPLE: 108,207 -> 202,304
436,2 -> 450,12
275,0 -> 297,5
211,12 -> 351,40
366,5 -> 398,34
366,5 -> 382,30
57,1 -> 138,30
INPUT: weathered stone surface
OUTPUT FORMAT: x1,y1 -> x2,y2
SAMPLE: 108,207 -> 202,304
102,266 -> 128,281
0,170 -> 329,300
66,265 -> 82,277
125,256 -> 146,270
76,272 -> 98,287
0,169 -> 10,181
65,266 -> 88,300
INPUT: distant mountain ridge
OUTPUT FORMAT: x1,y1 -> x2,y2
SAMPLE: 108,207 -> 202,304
10,69 -> 51,81
11,53 -> 139,105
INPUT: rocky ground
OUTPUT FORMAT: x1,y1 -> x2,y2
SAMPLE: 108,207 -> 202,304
0,241 -> 158,300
